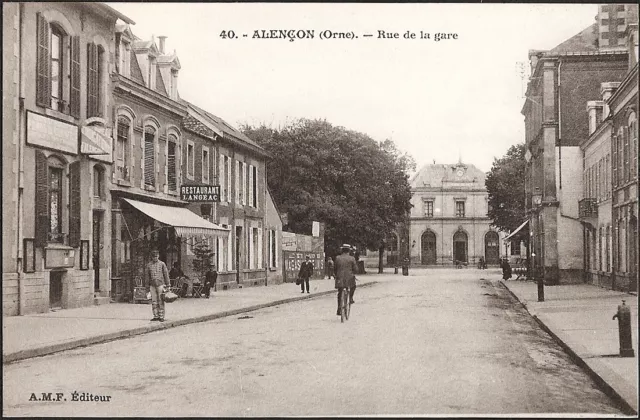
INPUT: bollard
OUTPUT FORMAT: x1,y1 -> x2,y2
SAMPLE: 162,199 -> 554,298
612,300 -> 635,357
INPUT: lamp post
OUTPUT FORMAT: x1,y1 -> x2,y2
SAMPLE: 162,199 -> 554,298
532,192 -> 544,302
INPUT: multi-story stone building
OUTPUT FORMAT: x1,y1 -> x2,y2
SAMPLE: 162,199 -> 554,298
523,7 -> 631,284
580,83 -> 619,288
608,18 -> 638,293
408,161 -> 506,267
2,3 -> 134,315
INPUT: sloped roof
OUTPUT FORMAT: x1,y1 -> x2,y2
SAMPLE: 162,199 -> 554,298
547,23 -> 598,55
410,163 -> 486,189
182,114 -> 217,141
184,101 -> 262,149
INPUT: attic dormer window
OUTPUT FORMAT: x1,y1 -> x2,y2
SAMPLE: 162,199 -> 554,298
148,56 -> 156,90
118,39 -> 131,77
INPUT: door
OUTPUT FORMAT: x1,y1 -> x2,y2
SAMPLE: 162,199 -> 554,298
92,211 -> 102,292
421,230 -> 437,265
453,231 -> 468,263
235,226 -> 242,284
485,231 -> 500,265
50,271 -> 63,308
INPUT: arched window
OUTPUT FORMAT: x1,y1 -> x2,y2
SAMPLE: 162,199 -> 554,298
144,126 -> 156,187
629,112 -> 637,180
167,134 -> 178,192
50,24 -> 65,111
116,116 -> 131,180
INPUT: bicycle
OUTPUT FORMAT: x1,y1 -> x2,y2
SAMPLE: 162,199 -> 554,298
339,287 -> 351,323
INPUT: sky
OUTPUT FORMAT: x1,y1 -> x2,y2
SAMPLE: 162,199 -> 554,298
108,3 -> 598,173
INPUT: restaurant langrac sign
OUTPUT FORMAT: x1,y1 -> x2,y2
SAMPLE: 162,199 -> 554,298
180,185 -> 220,202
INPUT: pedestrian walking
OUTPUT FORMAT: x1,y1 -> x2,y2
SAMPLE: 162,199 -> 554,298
335,244 -> 358,316
478,256 -> 486,270
145,249 -> 171,322
203,264 -> 217,298
298,255 -> 314,293
502,258 -> 512,280
326,256 -> 335,279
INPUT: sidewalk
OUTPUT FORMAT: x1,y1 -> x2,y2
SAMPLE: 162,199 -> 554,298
501,279 -> 638,415
2,278 -> 378,364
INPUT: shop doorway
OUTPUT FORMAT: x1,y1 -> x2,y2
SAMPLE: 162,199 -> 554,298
453,231 -> 468,263
421,230 -> 437,265
92,211 -> 103,292
50,271 -> 64,309
484,231 -> 500,265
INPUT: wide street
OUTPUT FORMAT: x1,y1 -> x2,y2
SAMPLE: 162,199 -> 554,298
3,269 -> 625,416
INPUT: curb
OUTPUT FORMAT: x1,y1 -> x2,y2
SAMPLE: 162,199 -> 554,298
3,281 -> 378,364
500,280 -> 638,416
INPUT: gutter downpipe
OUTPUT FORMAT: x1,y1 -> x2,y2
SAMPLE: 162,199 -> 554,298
558,60 -> 562,191
17,3 -> 25,315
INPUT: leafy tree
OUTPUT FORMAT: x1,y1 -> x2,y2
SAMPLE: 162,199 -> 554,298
241,119 -> 414,258
485,143 -> 528,238
192,240 -> 214,282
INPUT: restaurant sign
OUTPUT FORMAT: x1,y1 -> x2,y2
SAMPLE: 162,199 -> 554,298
180,185 -> 220,202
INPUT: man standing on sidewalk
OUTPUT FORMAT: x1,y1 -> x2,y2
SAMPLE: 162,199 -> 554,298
145,249 -> 171,322
298,255 -> 314,294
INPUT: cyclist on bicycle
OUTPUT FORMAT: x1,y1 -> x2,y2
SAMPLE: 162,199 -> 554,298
335,244 -> 358,316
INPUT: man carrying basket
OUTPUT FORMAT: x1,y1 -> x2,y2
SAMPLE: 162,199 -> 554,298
145,249 -> 171,322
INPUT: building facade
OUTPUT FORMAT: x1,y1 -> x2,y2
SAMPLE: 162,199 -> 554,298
2,3 -> 134,315
408,161 -> 506,267
523,10 -> 630,285
608,28 -> 638,293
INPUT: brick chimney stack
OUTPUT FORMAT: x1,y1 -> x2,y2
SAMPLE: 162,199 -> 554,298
158,36 -> 167,54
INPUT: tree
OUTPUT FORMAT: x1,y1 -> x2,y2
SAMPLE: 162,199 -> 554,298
192,240 -> 214,282
241,119 -> 414,259
485,143 -> 527,238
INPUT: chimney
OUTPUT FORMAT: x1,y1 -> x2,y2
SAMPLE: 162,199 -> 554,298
586,101 -> 604,135
601,81 -> 621,119
158,36 -> 167,54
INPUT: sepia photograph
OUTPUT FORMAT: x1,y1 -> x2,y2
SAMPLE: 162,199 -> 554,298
2,1 -> 638,417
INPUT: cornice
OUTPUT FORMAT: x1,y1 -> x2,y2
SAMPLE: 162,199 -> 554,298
113,74 -> 186,118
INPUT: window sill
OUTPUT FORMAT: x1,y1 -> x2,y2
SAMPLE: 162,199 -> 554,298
144,184 -> 156,192
116,179 -> 132,187
269,267 -> 277,272
45,243 -> 74,251
43,108 -> 76,124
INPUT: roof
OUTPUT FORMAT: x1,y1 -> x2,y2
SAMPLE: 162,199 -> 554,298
409,163 -> 487,189
184,101 -> 264,150
84,3 -> 135,25
547,23 -> 598,55
182,114 -> 217,141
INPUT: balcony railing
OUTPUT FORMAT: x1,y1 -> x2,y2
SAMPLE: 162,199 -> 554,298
578,198 -> 598,218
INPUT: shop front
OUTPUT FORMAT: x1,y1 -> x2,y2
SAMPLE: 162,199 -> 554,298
110,196 -> 229,302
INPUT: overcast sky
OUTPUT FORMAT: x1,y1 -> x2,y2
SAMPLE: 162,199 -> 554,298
108,3 -> 598,173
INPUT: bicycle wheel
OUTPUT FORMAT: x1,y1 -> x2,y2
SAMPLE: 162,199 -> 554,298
340,289 -> 347,323
345,289 -> 350,320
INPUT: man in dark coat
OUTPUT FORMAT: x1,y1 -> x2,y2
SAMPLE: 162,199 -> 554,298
203,264 -> 217,298
298,255 -> 314,294
502,258 -> 512,280
335,244 -> 358,316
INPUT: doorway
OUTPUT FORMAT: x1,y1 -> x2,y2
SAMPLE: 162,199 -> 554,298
453,231 -> 468,263
50,271 -> 64,309
484,231 -> 500,265
235,226 -> 242,284
421,230 -> 437,265
92,211 -> 103,292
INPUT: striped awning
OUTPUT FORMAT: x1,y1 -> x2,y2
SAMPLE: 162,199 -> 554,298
123,198 -> 229,238
503,220 -> 529,241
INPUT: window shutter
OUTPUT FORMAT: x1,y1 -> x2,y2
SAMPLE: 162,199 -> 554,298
69,36 -> 81,118
258,227 -> 263,268
87,43 -> 98,118
36,13 -> 51,108
68,161 -> 81,247
612,135 -> 618,187
144,134 -> 155,186
623,126 -> 629,183
167,141 -> 176,191
35,151 -> 49,247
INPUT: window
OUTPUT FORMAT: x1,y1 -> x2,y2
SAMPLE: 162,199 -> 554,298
116,116 -> 130,180
202,148 -> 210,183
226,157 -> 232,204
251,165 -> 258,207
50,27 -> 63,111
144,127 -> 156,187
118,38 -> 131,77
219,154 -> 227,202
424,200 -> 434,217
49,166 -> 63,242
510,240 -> 521,255
236,161 -> 241,204
187,142 -> 194,179
93,166 -> 103,198
455,201 -> 465,217
167,137 -> 177,191
629,113 -> 637,180
269,229 -> 277,268
242,162 -> 247,206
